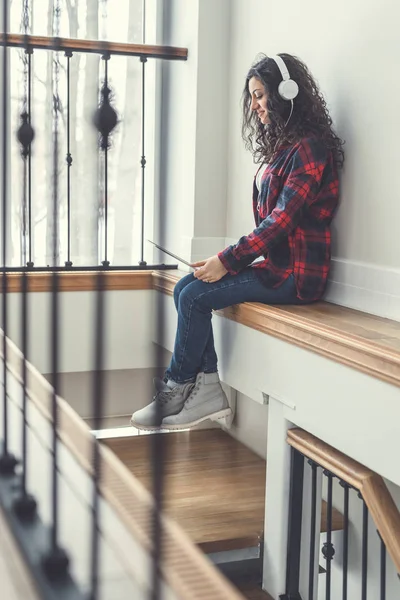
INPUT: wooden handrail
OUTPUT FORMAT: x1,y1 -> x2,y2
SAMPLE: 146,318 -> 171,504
0,33 -> 188,61
288,428 -> 400,574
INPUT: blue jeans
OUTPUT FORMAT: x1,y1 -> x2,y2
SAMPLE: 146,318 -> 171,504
165,269 -> 306,384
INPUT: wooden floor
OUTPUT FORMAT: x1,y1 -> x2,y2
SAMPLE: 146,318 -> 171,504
104,429 -> 343,554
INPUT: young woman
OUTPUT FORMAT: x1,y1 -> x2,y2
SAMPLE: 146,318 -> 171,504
131,53 -> 344,431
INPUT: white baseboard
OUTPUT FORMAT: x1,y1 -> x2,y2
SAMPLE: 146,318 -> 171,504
326,258 -> 400,321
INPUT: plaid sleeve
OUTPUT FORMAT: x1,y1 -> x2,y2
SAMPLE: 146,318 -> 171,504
218,141 -> 326,275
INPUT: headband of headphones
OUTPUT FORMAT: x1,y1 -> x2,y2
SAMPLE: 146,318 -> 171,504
272,55 -> 299,101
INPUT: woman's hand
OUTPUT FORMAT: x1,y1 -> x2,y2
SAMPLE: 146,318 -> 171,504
192,255 -> 228,283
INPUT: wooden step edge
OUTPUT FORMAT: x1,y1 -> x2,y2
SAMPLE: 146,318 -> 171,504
236,582 -> 274,600
199,535 -> 262,555
321,500 -> 344,533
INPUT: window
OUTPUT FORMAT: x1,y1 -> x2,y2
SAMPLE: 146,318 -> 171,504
7,0 -> 158,267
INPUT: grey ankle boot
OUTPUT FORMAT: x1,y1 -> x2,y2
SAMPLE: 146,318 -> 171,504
130,378 -> 194,430
161,372 -> 232,430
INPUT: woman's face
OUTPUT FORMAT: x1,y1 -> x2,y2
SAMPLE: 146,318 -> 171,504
249,76 -> 270,125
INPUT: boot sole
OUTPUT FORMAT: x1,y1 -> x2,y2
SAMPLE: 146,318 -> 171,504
130,419 -> 164,432
161,407 -> 233,431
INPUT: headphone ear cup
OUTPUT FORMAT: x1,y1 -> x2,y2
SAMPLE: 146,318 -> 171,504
278,79 -> 299,101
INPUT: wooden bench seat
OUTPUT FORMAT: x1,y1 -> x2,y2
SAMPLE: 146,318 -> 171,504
5,268 -> 400,387
154,270 -> 400,388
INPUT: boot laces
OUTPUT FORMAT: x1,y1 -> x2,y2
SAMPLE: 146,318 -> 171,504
154,388 -> 176,405
187,376 -> 202,404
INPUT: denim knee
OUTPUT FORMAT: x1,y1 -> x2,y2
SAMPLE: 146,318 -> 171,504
173,273 -> 195,310
179,281 -> 211,314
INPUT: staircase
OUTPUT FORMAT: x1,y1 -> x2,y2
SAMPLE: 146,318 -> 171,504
103,429 -> 344,599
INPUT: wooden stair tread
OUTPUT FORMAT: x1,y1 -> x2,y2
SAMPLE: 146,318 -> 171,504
104,429 -> 344,554
237,583 -> 274,600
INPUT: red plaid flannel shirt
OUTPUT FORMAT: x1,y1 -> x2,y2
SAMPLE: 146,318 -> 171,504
218,136 -> 339,301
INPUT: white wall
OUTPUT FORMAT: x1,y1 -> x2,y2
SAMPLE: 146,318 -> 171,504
4,290 -> 155,374
229,391 -> 268,458
225,0 -> 400,321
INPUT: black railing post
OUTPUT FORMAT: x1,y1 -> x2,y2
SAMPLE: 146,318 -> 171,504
0,0 -> 18,476
41,3 -> 70,581
308,459 -> 318,600
340,480 -> 350,600
322,471 -> 335,600
65,50 -> 73,268
139,55 -> 147,267
378,532 -> 386,600
26,45 -> 34,268
93,52 -> 117,269
102,54 -> 110,269
89,271 -> 106,600
13,30 -> 36,518
361,495 -> 369,600
279,447 -> 304,600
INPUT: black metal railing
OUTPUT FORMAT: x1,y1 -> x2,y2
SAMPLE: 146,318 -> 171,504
281,436 -> 400,600
1,24 -> 187,272
0,0 -> 188,598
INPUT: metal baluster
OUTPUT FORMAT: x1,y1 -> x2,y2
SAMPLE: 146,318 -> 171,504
340,480 -> 350,600
379,533 -> 386,600
361,496 -> 369,600
322,471 -> 335,600
42,3 -> 70,579
26,47 -> 34,268
139,55 -> 147,266
102,55 -> 110,268
0,0 -> 18,475
280,447 -> 304,600
151,409 -> 164,600
93,53 -> 117,268
149,1 -> 165,591
308,459 -> 318,600
13,265 -> 37,518
13,7 -> 36,517
91,25 -> 116,594
139,0 -> 147,266
90,271 -> 106,600
65,50 -> 73,268
103,75 -> 109,270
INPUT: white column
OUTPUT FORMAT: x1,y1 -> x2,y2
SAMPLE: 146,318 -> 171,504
157,0 -> 231,264
299,462 -> 322,599
262,397 -> 292,599
190,0 -> 231,262
157,0 -> 199,260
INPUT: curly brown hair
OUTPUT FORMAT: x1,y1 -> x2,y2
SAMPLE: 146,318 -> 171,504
242,53 -> 345,168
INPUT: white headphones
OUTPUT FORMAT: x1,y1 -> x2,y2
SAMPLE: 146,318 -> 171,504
272,55 -> 299,101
